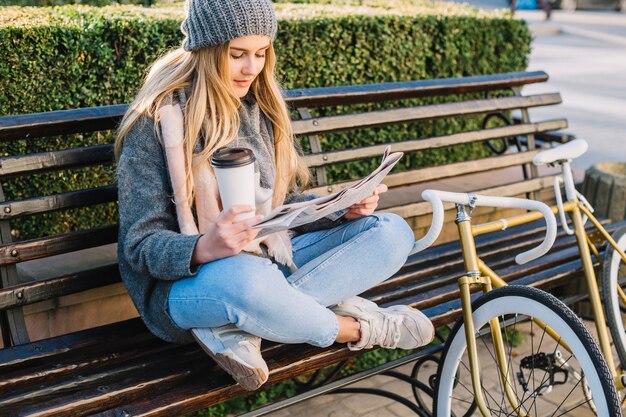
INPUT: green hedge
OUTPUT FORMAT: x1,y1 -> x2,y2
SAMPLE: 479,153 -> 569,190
0,2 -> 530,115
0,1 -> 530,241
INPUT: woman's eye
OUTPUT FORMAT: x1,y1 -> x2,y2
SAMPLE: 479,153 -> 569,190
230,54 -> 265,59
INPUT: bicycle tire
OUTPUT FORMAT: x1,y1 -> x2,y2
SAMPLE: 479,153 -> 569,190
602,225 -> 626,371
433,285 -> 620,417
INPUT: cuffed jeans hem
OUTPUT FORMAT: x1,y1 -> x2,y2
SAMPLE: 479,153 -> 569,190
315,313 -> 339,348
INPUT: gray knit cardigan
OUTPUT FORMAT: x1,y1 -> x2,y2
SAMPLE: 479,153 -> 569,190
117,94 -> 344,344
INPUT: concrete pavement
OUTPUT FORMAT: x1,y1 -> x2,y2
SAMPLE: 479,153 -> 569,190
518,9 -> 626,171
448,2 -> 626,171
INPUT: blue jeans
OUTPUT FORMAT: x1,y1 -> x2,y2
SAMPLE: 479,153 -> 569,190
168,213 -> 415,348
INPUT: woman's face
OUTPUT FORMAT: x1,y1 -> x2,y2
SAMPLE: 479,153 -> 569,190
228,35 -> 271,98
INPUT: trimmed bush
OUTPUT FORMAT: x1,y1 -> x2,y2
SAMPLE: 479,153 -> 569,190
0,1 -> 529,114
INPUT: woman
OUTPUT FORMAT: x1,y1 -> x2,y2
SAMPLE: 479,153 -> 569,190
115,0 -> 434,391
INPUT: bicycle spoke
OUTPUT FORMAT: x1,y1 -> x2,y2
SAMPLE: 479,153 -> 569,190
531,317 -> 538,417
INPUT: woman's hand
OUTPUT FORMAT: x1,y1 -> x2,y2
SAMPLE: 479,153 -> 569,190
343,184 -> 388,220
192,205 -> 262,265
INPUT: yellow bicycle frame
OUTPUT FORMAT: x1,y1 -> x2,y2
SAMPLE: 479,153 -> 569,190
455,204 -> 527,416
471,197 -> 626,390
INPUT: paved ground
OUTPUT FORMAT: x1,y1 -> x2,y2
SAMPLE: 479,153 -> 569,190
261,7 -> 626,417
521,9 -> 626,171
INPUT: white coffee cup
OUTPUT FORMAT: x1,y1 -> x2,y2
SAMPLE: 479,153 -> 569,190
210,147 -> 256,222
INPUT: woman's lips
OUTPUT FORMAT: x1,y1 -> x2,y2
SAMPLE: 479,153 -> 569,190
234,80 -> 252,87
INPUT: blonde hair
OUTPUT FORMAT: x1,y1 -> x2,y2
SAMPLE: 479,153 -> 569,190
115,42 -> 309,208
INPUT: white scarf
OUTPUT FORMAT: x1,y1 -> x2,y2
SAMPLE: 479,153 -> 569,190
158,101 -> 297,271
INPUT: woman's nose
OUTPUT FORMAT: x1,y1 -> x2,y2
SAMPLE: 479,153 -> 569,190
242,57 -> 260,76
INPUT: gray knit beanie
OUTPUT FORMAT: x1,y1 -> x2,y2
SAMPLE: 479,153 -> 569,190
181,0 -> 278,51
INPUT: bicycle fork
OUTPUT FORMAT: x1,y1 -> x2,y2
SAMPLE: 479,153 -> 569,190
455,204 -> 528,417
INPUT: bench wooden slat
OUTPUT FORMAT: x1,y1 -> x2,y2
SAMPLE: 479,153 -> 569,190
309,151 -> 539,195
0,118 -> 566,179
0,341 -> 181,400
93,343 -> 357,417
7,355 -> 201,417
303,119 -> 568,167
292,94 -> 562,136
0,226 -> 118,265
0,186 -> 117,220
0,105 -> 128,142
0,319 -> 149,373
285,70 -> 549,108
386,175 -> 557,218
0,144 -> 114,178
0,160 -> 531,229
0,339 -> 182,396
0,71 -> 548,142
0,264 -> 120,310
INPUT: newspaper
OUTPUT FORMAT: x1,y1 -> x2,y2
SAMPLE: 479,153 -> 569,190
252,146 -> 403,237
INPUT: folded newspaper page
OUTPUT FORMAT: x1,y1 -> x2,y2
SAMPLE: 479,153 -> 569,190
252,146 -> 403,237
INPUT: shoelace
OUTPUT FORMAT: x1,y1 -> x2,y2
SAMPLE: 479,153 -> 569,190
364,312 -> 403,349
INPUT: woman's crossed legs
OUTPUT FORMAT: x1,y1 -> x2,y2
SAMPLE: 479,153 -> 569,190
167,213 -> 432,390
169,213 -> 415,346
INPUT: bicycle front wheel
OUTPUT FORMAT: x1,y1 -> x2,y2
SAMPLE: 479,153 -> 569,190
602,225 -> 626,370
434,285 -> 620,417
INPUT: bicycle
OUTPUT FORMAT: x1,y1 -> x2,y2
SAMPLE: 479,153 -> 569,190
532,139 -> 626,391
407,189 -> 620,416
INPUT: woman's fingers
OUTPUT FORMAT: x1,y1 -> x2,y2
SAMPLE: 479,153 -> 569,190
355,186 -> 384,206
218,206 -> 263,229
350,198 -> 378,211
220,205 -> 255,222
345,186 -> 386,220
220,207 -> 262,239
235,229 -> 260,246
374,183 -> 388,195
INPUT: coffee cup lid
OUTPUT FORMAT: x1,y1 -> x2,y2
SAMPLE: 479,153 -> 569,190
210,147 -> 256,168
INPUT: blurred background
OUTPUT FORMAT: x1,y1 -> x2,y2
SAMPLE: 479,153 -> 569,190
450,0 -> 626,171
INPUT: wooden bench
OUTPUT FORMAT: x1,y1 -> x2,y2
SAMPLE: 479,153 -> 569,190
0,70 -> 612,416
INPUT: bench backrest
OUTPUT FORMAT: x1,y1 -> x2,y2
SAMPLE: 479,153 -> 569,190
0,70 -> 566,347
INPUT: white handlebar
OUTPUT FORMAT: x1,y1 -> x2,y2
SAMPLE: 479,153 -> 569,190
410,190 -> 557,265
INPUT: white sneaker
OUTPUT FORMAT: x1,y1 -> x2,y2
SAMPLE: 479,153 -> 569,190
332,296 -> 434,351
191,325 -> 269,391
